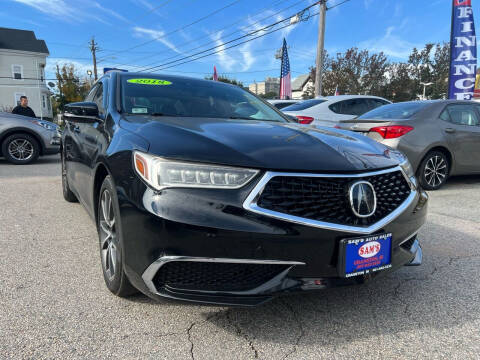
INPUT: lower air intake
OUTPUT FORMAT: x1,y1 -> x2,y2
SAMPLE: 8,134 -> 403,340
152,261 -> 289,292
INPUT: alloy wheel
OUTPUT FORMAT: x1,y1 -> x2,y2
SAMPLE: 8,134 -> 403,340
8,139 -> 34,161
424,155 -> 447,188
99,189 -> 118,280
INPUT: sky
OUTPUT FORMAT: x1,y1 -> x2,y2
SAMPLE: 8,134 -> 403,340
0,0 -> 475,86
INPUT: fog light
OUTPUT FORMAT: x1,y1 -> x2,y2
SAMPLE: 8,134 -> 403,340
413,191 -> 428,213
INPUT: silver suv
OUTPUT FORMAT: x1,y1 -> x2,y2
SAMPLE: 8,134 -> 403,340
0,112 -> 60,164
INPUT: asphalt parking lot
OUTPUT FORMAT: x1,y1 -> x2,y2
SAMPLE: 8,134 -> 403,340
1,154 -> 479,359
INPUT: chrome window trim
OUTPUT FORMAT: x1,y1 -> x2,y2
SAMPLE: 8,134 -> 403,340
142,255 -> 305,295
242,166 -> 417,235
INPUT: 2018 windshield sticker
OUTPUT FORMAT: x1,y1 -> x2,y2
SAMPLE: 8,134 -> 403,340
127,78 -> 172,85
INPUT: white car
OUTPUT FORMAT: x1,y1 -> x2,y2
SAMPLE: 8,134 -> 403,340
282,95 -> 391,126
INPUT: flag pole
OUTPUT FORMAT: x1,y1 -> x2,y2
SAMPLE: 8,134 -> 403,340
279,38 -> 284,99
447,0 -> 455,99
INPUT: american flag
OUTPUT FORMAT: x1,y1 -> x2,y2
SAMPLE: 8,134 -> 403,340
279,38 -> 291,99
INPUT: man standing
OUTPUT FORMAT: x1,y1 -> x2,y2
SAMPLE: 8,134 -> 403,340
12,96 -> 36,118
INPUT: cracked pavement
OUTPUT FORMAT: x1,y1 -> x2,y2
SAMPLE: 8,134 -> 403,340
1,155 -> 479,359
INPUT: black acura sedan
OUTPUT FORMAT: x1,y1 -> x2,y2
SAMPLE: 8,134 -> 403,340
61,72 -> 427,306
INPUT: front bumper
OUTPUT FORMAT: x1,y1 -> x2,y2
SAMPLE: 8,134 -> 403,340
40,128 -> 61,154
113,165 -> 428,306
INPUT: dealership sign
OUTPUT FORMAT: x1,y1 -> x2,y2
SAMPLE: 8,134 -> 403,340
449,0 -> 477,100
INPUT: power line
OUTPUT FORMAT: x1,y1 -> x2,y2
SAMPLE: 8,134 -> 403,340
326,0 -> 352,10
97,0 -> 244,61
141,2 -> 318,73
149,13 -> 319,73
115,0 -> 307,70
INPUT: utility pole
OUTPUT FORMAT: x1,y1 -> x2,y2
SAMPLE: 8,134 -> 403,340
89,37 -> 98,81
314,0 -> 327,97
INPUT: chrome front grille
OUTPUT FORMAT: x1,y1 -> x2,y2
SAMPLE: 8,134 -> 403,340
243,166 -> 417,234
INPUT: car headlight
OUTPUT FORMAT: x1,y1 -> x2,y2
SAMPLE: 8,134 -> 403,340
400,158 -> 414,178
29,119 -> 57,131
133,151 -> 259,190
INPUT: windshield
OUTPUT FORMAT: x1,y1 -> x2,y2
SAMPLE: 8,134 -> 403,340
121,76 -> 286,122
282,99 -> 326,111
358,102 -> 430,120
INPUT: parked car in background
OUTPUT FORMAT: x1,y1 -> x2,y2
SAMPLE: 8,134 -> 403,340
61,72 -> 426,306
267,99 -> 301,110
0,112 -> 60,164
282,95 -> 391,126
335,100 -> 480,190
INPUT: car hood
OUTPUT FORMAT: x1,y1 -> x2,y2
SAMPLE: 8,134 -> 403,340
119,116 -> 400,172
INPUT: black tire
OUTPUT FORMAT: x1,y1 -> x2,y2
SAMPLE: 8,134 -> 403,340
97,175 -> 137,297
418,151 -> 449,190
61,152 -> 78,202
1,133 -> 40,164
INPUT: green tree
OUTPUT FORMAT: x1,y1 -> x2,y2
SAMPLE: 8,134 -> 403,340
431,42 -> 450,99
52,64 -> 91,115
382,63 -> 415,102
204,75 -> 243,87
259,91 -> 278,99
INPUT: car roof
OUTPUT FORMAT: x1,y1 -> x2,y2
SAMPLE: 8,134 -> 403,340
384,100 -> 475,106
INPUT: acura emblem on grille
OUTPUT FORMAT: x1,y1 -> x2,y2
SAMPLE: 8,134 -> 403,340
349,181 -> 377,218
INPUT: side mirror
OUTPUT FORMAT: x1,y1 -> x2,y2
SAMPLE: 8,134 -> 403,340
63,102 -> 99,123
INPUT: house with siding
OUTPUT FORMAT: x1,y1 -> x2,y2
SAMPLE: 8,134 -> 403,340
0,27 -> 52,119
291,74 -> 314,100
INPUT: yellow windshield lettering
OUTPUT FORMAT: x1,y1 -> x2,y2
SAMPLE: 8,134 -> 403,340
127,78 -> 172,85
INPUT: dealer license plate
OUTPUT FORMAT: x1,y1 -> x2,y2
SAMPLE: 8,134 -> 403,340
339,233 -> 392,278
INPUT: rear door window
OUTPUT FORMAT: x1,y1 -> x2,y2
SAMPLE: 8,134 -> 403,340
445,104 -> 479,126
367,99 -> 389,111
282,99 -> 326,111
274,102 -> 297,110
330,99 -> 370,116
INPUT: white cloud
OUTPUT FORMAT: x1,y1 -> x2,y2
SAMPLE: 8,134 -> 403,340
92,2 -> 131,24
210,31 -> 236,71
11,0 -> 113,25
364,0 -> 374,9
358,26 -> 418,59
133,26 -> 182,54
45,58 -> 92,80
130,0 -> 155,10
239,42 -> 255,71
12,0 -> 73,19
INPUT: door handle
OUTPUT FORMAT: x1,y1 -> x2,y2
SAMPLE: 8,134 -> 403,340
445,128 -> 456,134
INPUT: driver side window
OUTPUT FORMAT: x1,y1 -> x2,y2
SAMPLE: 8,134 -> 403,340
93,83 -> 104,115
85,85 -> 98,102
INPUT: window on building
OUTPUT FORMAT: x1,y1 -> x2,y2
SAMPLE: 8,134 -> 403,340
42,95 -> 46,109
12,65 -> 23,80
14,92 -> 26,106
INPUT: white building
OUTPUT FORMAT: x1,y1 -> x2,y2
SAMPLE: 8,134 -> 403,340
0,27 -> 52,119
291,74 -> 314,100
248,77 -> 280,96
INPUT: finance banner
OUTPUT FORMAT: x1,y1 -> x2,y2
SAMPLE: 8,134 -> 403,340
448,0 -> 477,100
